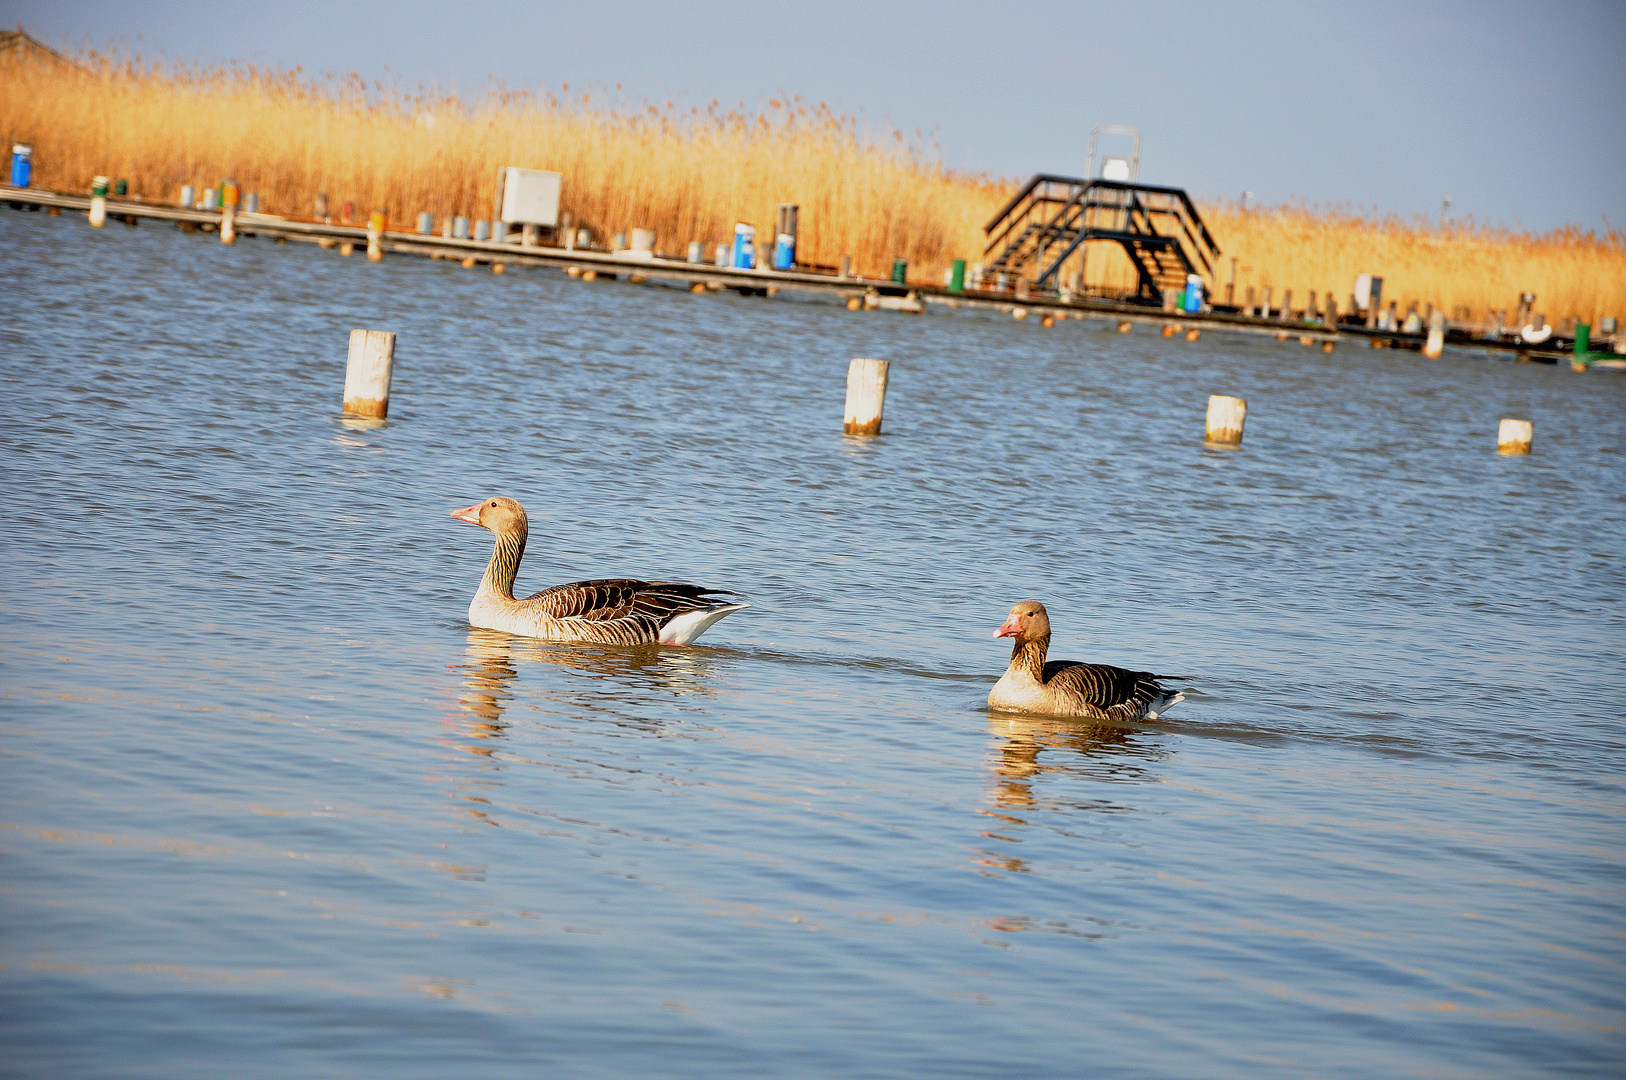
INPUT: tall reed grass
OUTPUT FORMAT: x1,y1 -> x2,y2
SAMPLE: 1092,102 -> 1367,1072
4,46 -> 1621,323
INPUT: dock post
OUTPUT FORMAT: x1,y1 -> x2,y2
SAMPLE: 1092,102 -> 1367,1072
840,255 -> 853,278
315,193 -> 329,221
522,223 -> 539,247
343,329 -> 396,420
1497,418 -> 1532,455
220,180 -> 239,244
951,259 -> 966,293
1424,310 -> 1445,358
1244,286 -> 1255,316
1205,395 -> 1247,444
367,210 -> 386,261
180,184 -> 195,209
688,241 -> 703,263
89,176 -> 109,227
1260,287 -> 1273,319
417,212 -> 432,235
843,358 -> 890,436
1281,289 -> 1293,319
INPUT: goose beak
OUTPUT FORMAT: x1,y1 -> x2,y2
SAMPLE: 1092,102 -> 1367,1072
994,614 -> 1021,638
450,502 -> 483,526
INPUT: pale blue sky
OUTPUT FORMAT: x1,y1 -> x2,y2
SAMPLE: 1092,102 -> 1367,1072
8,0 -> 1623,233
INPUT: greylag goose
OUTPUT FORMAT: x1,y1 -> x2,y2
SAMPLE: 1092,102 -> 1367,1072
451,497 -> 746,645
988,601 -> 1184,720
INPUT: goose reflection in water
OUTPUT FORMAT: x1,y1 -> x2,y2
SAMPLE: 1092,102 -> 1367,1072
984,712 -> 1163,810
448,628 -> 723,750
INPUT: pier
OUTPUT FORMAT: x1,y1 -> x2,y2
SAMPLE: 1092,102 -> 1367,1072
3,182 -> 1616,366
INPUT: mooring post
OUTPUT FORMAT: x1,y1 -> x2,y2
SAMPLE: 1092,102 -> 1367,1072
89,176 -> 108,227
416,212 -> 432,235
1206,395 -> 1247,444
220,180 -> 239,244
344,330 -> 396,419
1497,418 -> 1532,455
843,358 -> 890,436
688,241 -> 704,264
1424,309 -> 1445,358
315,193 -> 329,221
1261,287 -> 1273,319
367,210 -> 386,261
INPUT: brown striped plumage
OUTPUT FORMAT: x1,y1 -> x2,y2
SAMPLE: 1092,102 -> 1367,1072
452,497 -> 746,645
988,600 -> 1185,720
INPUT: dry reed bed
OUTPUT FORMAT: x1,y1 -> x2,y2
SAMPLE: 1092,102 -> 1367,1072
4,52 -> 1622,323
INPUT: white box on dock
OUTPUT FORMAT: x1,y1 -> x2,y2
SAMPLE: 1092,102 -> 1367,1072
497,167 -> 561,226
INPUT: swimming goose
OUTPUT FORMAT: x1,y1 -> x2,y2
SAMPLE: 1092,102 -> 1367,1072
988,600 -> 1184,720
451,497 -> 747,645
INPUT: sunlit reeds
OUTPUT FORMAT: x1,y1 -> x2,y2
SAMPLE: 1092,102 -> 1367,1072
3,47 -> 1621,323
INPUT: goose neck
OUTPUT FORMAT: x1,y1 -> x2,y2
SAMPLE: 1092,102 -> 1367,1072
482,529 -> 526,601
1011,633 -> 1050,681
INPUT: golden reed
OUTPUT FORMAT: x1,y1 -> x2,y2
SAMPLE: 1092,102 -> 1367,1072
5,49 -> 1621,323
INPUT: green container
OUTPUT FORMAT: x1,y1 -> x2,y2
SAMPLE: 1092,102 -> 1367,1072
113,179 -> 128,196
90,176 -> 108,198
950,258 -> 966,293
891,259 -> 907,284
1574,322 -> 1590,356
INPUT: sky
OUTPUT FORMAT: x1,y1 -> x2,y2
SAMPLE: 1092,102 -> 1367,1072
7,0 -> 1623,233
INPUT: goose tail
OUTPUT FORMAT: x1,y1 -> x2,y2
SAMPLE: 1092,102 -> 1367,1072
658,602 -> 750,645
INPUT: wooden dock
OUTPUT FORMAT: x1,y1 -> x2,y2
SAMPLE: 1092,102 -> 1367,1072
3,184 -> 1612,366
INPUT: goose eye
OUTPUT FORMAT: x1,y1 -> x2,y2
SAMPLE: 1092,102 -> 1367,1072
488,500 -> 498,507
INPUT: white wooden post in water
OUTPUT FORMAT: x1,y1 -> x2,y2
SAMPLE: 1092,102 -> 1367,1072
843,358 -> 890,436
367,210 -> 386,261
89,176 -> 108,228
344,330 -> 396,419
221,181 -> 239,245
1424,310 -> 1445,358
1497,418 -> 1532,455
1206,395 -> 1247,444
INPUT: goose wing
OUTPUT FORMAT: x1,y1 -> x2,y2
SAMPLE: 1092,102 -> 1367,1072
1041,661 -> 1170,720
524,578 -> 739,645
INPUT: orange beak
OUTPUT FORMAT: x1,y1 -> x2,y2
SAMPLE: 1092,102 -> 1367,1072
994,613 -> 1022,638
450,502 -> 484,526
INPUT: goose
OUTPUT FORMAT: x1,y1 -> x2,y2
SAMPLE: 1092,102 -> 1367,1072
451,497 -> 747,645
988,600 -> 1185,720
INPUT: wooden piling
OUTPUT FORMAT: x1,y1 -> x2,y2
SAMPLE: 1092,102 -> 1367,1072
1497,418 -> 1532,455
343,329 -> 395,419
843,358 -> 890,436
89,176 -> 108,227
1185,329 -> 1201,341
1118,321 -> 1133,333
339,242 -> 354,257
1424,310 -> 1445,358
220,182 -> 240,244
315,193 -> 329,221
367,210 -> 386,261
1205,395 -> 1247,444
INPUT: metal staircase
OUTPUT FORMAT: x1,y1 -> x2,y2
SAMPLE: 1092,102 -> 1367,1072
982,175 -> 1220,302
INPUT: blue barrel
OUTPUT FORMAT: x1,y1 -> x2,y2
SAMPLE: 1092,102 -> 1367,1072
731,223 -> 756,269
10,144 -> 31,187
1183,274 -> 1204,313
773,232 -> 795,270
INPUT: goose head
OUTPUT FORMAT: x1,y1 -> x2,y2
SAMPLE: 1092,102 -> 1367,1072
994,600 -> 1050,644
451,496 -> 528,536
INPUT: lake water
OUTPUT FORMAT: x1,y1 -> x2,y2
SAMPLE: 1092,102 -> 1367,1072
2,209 -> 1623,1078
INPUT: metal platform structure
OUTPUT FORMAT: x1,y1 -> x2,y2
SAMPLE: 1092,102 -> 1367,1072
982,174 -> 1221,303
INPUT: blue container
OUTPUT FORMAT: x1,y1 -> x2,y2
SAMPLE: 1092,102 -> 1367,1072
773,232 -> 795,270
453,216 -> 470,240
473,220 -> 490,242
10,144 -> 32,187
731,223 -> 756,269
1183,274 -> 1204,313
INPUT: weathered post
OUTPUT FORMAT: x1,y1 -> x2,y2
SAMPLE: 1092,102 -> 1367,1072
417,212 -> 433,235
688,241 -> 704,264
843,358 -> 890,436
1497,418 -> 1532,455
1424,309 -> 1445,358
367,210 -> 386,261
315,193 -> 329,221
89,176 -> 109,227
1205,395 -> 1247,444
343,330 -> 395,419
220,180 -> 239,244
